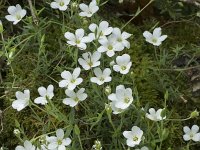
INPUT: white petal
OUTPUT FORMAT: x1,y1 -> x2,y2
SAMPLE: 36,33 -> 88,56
183,126 -> 190,133
79,3 -> 89,12
73,68 -> 81,79
59,80 -> 68,88
123,131 -> 132,139
91,51 -> 101,62
48,142 -> 58,149
74,78 -> 83,86
78,58 -> 90,70
192,133 -> 200,142
20,10 -> 27,18
58,145 -> 65,150
56,129 -> 64,139
64,32 -> 75,41
5,15 -> 16,22
38,87 -> 47,97
159,35 -> 167,42
68,83 -> 76,90
192,125 -> 199,133
93,68 -> 102,77
12,100 -> 28,111
50,2 -> 59,9
75,29 -> 84,39
126,139 -> 136,147
61,70 -> 72,79
63,98 -> 78,107
15,146 -> 26,150
143,31 -> 152,40
77,43 -> 87,50
62,138 -> 71,146
59,5 -> 68,11
108,93 -> 117,101
34,97 -> 48,105
183,134 -> 190,141
153,27 -> 161,37
89,23 -> 97,32
8,6 -> 16,15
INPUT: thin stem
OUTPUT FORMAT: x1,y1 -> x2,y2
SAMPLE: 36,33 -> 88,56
27,0 -> 38,25
121,0 -> 154,30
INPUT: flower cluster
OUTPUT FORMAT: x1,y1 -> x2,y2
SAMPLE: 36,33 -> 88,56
4,1 -> 183,150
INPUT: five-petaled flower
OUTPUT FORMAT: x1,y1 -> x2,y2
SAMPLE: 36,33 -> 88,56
12,89 -> 30,111
143,27 -> 167,46
123,126 -> 143,147
88,21 -> 113,41
78,51 -> 101,70
79,0 -> 99,17
110,27 -> 132,49
183,125 -> 200,142
64,28 -> 92,50
113,54 -> 132,74
63,88 -> 87,107
146,108 -> 166,121
34,84 -> 54,105
108,85 -> 133,113
90,68 -> 112,85
5,4 -> 27,25
50,0 -> 70,11
15,140 -> 36,150
97,36 -> 124,57
46,129 -> 71,149
59,67 -> 83,90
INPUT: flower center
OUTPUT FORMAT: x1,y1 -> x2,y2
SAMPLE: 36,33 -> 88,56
124,97 -> 130,103
121,66 -> 126,70
133,136 -> 138,141
117,38 -> 122,42
88,61 -> 93,67
16,14 -> 21,20
99,77 -> 104,81
108,45 -> 113,50
152,38 -> 157,43
71,79 -> 76,83
57,139 -> 62,145
59,1 -> 65,6
76,39 -> 81,44
190,133 -> 194,138
74,97 -> 79,102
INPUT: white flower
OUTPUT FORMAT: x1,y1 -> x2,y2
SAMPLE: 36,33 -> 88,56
113,54 -> 132,74
97,36 -> 124,57
34,85 -> 54,105
110,27 -> 132,49
5,4 -> 27,25
47,129 -> 71,149
145,108 -> 166,121
59,67 -> 83,90
88,21 -> 113,41
50,0 -> 70,11
15,140 -> 36,150
183,125 -> 200,142
12,89 -> 30,111
90,68 -> 112,85
135,146 -> 149,150
92,140 -> 102,150
143,27 -> 167,46
108,85 -> 133,111
78,51 -> 101,70
13,129 -> 20,135
64,28 -> 92,50
63,88 -> 87,107
79,0 -> 99,17
123,126 -> 143,147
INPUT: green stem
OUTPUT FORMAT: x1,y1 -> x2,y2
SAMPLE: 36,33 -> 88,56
121,0 -> 154,30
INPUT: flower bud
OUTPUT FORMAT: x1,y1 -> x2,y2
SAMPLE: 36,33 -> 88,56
72,2 -> 78,8
105,103 -> 112,114
13,129 -> 20,135
0,20 -> 3,33
190,110 -> 199,118
92,140 -> 102,150
105,85 -> 111,95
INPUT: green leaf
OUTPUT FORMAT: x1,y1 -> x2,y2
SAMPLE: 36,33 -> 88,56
74,124 -> 80,135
